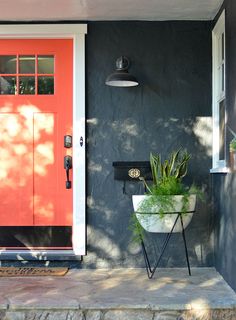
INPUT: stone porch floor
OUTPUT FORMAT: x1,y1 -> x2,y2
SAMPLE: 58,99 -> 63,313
0,268 -> 236,320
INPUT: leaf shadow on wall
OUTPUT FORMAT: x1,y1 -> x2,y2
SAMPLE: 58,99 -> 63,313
85,116 -> 213,268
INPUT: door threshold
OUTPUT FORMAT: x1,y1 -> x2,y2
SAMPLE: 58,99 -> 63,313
0,250 -> 82,261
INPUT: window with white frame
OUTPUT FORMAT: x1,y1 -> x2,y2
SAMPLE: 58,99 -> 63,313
211,10 -> 227,173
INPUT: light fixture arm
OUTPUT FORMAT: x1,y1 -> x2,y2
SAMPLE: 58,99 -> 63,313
116,56 -> 130,71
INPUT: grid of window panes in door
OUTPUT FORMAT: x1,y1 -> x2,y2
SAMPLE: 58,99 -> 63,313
0,55 -> 54,95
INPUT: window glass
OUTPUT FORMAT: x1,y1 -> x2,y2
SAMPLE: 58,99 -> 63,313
19,76 -> 35,95
0,55 -> 55,95
38,76 -> 54,94
219,99 -> 226,161
0,56 -> 16,74
38,56 -> 54,74
222,33 -> 224,60
0,76 -> 16,95
222,64 -> 225,92
19,55 -> 35,74
212,10 -> 226,171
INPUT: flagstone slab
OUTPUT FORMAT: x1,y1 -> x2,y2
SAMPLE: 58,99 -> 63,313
0,268 -> 235,320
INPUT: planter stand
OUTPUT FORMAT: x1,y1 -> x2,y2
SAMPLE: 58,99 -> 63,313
139,212 -> 192,279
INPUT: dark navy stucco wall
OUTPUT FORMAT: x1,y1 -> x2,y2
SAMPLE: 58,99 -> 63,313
213,0 -> 236,291
84,21 -> 213,268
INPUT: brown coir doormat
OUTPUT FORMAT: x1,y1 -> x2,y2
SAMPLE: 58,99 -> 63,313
0,267 -> 68,277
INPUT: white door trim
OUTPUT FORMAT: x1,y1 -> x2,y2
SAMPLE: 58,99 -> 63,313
0,24 -> 87,257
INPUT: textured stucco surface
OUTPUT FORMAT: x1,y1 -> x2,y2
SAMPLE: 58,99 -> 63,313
84,21 -> 213,268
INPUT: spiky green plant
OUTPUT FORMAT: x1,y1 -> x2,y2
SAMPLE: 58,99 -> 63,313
140,149 -> 191,195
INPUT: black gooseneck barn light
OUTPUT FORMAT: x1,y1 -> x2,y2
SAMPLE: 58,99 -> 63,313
105,56 -> 139,87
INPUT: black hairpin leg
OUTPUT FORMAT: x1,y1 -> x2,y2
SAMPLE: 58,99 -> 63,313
180,215 -> 191,276
140,214 -> 180,279
140,213 -> 191,279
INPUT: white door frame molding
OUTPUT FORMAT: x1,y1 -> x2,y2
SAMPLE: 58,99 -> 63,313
0,24 -> 87,258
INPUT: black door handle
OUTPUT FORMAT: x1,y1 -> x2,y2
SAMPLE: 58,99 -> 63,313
64,155 -> 72,189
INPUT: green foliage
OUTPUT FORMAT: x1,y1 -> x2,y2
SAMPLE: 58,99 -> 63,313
228,126 -> 236,151
230,139 -> 236,152
140,149 -> 191,196
149,176 -> 186,196
129,213 -> 145,244
189,184 -> 205,202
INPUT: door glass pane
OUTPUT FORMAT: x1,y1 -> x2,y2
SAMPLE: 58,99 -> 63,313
19,76 -> 35,95
0,76 -> 16,95
38,56 -> 54,74
19,56 -> 35,74
219,99 -> 225,160
38,76 -> 54,94
0,56 -> 16,74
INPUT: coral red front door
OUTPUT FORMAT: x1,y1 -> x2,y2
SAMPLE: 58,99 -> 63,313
0,39 -> 73,249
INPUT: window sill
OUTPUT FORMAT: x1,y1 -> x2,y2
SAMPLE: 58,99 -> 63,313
210,167 -> 231,174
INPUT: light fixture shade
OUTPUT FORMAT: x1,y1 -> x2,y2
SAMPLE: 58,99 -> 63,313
105,56 -> 139,87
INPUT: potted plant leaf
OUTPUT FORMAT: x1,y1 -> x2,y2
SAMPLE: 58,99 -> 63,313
228,127 -> 236,171
132,149 -> 199,236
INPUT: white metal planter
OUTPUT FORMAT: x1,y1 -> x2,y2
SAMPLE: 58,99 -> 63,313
132,194 -> 196,233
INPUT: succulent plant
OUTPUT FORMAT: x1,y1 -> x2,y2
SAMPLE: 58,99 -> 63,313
140,149 -> 191,196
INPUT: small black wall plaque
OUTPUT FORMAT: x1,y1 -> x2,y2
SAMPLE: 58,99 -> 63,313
112,161 -> 152,181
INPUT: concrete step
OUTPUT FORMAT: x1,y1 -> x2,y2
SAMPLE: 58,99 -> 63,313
0,268 -> 235,320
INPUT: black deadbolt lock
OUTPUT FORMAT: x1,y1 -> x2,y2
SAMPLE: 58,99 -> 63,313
64,135 -> 72,148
